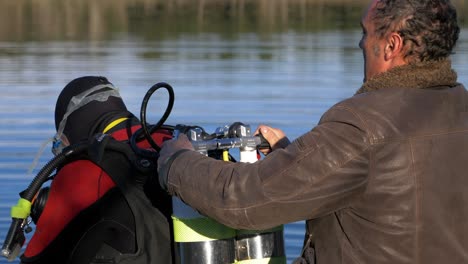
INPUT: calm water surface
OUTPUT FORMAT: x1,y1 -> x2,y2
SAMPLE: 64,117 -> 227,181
1,29 -> 467,263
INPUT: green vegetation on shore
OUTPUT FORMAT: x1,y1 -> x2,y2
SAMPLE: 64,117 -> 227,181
0,0 -> 466,41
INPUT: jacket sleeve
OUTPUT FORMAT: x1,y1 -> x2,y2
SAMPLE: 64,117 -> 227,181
166,104 -> 370,230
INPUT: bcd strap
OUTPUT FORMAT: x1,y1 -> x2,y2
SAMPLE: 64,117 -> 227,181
87,133 -> 156,188
87,134 -> 112,165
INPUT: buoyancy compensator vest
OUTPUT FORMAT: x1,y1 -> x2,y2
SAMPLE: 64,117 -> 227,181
15,132 -> 175,264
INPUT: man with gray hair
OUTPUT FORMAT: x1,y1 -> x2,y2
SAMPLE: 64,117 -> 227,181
158,0 -> 467,263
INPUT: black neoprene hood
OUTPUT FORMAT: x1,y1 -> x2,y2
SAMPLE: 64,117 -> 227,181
54,76 -> 128,144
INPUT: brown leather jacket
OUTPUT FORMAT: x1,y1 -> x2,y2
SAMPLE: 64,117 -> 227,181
165,59 -> 468,263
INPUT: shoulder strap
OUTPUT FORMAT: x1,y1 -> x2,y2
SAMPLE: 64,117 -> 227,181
87,133 -> 155,189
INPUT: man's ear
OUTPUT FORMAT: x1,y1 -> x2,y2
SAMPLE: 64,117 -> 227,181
384,32 -> 404,61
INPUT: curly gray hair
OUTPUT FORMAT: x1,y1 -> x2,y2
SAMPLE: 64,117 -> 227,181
372,0 -> 460,62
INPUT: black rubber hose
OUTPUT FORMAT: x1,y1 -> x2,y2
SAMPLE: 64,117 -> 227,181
22,143 -> 87,201
2,143 -> 88,259
129,124 -> 176,159
139,82 -> 175,152
129,127 -> 158,159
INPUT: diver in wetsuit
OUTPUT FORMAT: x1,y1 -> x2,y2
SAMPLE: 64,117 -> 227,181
21,76 -> 175,264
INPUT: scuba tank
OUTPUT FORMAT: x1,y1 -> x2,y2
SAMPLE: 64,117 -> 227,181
172,122 -> 287,264
171,126 -> 237,263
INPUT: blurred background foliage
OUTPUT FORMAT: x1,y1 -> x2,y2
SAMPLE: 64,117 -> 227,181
0,0 -> 466,42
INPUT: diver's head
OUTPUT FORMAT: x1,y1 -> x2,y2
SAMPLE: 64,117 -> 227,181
53,76 -> 127,154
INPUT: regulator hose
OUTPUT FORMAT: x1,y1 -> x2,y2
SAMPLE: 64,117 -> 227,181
22,143 -> 87,201
1,142 -> 87,260
2,133 -> 149,260
139,82 -> 175,152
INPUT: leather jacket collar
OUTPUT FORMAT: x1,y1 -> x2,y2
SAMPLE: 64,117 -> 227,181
355,59 -> 458,95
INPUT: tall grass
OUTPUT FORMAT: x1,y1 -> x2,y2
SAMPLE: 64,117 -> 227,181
0,0 -> 466,41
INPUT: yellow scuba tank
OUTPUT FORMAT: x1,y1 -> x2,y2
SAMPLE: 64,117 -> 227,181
171,123 -> 286,264
172,126 -> 237,263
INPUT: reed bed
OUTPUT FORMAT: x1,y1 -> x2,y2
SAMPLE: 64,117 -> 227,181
0,0 -> 466,41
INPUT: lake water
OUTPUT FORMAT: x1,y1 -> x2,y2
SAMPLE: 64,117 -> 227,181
1,3 -> 468,263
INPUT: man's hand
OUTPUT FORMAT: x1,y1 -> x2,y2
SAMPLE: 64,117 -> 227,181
254,125 -> 290,155
157,133 -> 194,190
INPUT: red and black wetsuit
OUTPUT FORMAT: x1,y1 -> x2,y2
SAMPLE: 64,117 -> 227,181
21,120 -> 174,264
